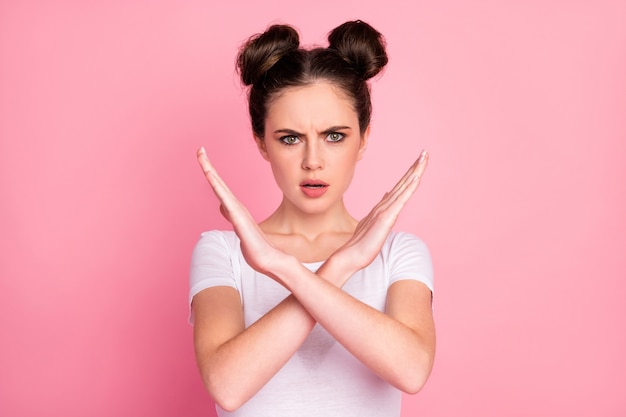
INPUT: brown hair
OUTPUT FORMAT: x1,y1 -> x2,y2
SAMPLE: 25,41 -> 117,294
237,20 -> 388,138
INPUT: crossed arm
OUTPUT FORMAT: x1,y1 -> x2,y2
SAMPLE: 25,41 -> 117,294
192,148 -> 435,412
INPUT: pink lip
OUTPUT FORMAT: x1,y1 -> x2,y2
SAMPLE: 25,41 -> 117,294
299,179 -> 329,198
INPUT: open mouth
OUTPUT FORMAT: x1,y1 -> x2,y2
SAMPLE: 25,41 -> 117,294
300,180 -> 329,197
300,179 -> 329,188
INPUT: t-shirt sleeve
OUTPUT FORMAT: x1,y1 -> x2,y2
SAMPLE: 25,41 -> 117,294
189,230 -> 239,309
386,232 -> 434,293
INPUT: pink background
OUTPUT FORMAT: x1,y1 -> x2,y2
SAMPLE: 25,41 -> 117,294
1,0 -> 625,416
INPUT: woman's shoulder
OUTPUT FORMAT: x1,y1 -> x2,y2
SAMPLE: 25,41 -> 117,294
383,230 -> 430,254
198,229 -> 237,240
382,230 -> 434,291
198,229 -> 238,241
195,229 -> 240,254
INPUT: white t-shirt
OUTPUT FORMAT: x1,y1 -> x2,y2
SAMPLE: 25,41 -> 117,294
189,230 -> 434,417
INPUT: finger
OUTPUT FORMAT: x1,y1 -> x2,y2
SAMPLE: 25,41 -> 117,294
374,150 -> 428,214
411,150 -> 428,182
386,154 -> 421,195
197,147 -> 236,202
402,150 -> 428,189
357,150 -> 428,233
374,151 -> 428,215
197,147 -> 229,187
349,152 -> 429,252
364,161 -> 417,217
219,203 -> 232,222
391,151 -> 428,206
196,146 -> 215,176
392,150 -> 428,199
384,150 -> 428,201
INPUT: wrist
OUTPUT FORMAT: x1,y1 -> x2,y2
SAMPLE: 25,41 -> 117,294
267,254 -> 302,288
318,252 -> 355,287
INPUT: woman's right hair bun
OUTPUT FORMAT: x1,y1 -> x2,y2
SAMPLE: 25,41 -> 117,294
327,20 -> 388,80
237,24 -> 300,86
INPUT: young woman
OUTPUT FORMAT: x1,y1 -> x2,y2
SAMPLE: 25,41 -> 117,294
190,20 -> 435,417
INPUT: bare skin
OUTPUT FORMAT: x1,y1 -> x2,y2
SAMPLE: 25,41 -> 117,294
192,82 -> 434,412
194,147 -> 433,411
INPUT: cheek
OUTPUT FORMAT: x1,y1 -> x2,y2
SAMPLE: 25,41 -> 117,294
268,156 -> 295,186
338,148 -> 361,166
333,153 -> 359,183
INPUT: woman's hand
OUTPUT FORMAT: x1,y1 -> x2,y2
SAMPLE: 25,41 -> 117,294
329,150 -> 429,277
196,147 -> 293,276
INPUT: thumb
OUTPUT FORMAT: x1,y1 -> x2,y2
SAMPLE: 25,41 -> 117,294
219,204 -> 232,223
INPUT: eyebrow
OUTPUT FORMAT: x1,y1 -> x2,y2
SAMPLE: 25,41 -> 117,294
273,126 -> 352,136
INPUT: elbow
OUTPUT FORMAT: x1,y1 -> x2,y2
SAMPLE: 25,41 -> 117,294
399,372 -> 429,395
210,391 -> 243,413
196,352 -> 255,412
396,352 -> 435,395
213,397 -> 244,414
201,372 -> 247,412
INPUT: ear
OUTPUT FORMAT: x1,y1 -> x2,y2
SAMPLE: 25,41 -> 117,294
357,125 -> 370,160
255,135 -> 270,161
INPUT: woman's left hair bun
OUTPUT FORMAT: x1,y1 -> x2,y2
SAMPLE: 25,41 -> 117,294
237,24 -> 300,86
327,20 -> 388,80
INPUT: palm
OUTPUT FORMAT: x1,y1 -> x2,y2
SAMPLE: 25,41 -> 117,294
197,147 -> 428,280
197,148 -> 286,275
335,151 -> 428,271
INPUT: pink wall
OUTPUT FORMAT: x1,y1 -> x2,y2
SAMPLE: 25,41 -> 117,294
1,1 -> 625,416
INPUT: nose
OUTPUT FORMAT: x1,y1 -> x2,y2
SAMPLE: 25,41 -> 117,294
302,140 -> 323,170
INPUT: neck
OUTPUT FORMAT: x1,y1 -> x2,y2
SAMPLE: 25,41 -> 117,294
260,197 -> 357,240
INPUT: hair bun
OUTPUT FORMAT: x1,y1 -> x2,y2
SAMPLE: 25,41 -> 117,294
237,24 -> 300,86
327,20 -> 388,80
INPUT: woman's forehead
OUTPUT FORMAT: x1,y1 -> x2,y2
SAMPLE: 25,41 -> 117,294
266,82 -> 358,128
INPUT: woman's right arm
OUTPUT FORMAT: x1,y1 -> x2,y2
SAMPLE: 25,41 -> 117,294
193,148 -> 346,411
192,288 -> 316,412
192,148 -> 429,410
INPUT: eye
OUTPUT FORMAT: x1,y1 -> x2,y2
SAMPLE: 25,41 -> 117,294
280,135 -> 300,145
326,132 -> 345,143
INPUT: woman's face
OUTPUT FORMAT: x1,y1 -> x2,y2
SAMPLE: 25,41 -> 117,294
256,81 -> 369,215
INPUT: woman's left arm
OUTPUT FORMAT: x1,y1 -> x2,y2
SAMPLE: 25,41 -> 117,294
197,147 -> 435,393
270,254 -> 435,394
270,150 -> 435,394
